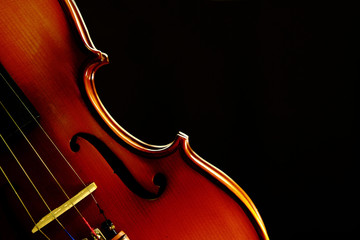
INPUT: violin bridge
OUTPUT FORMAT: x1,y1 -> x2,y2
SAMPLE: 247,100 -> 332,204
32,182 -> 97,233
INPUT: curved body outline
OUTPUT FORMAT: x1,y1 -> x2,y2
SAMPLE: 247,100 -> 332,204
63,0 -> 269,239
0,0 -> 269,238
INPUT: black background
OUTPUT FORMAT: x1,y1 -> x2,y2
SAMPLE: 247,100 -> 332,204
76,0 -> 357,239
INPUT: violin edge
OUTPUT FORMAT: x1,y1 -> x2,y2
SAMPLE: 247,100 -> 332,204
64,0 -> 269,239
63,0 -> 180,153
180,133 -> 270,240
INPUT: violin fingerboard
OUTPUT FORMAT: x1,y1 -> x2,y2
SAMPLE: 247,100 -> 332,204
0,63 -> 39,140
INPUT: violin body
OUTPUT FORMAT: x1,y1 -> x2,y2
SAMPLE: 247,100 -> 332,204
0,0 -> 268,239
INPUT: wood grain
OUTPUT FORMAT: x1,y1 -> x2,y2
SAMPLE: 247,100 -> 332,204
0,0 -> 269,239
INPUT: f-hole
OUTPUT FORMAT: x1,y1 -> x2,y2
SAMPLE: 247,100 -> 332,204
70,133 -> 166,199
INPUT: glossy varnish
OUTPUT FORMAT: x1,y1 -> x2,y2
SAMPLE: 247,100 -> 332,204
0,0 -> 268,239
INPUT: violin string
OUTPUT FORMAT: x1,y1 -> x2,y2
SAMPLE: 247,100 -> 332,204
0,72 -> 99,206
1,72 -> 110,232
0,134 -> 66,239
0,100 -> 97,236
0,158 -> 51,240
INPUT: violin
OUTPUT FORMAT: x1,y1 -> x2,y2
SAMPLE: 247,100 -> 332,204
0,0 -> 269,239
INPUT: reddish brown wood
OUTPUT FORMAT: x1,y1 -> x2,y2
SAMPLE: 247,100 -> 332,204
0,0 -> 269,239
